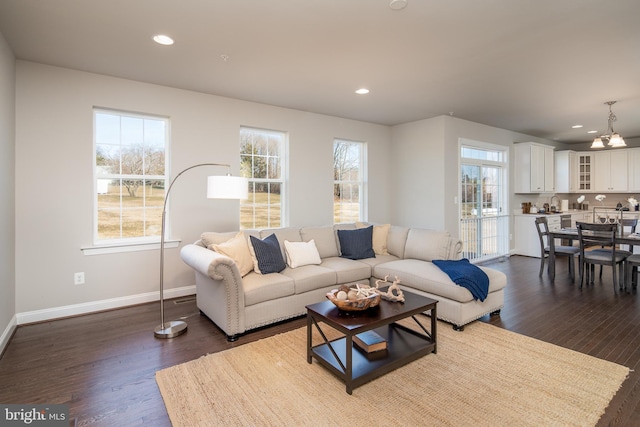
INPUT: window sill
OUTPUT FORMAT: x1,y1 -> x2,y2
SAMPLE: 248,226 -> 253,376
81,239 -> 181,256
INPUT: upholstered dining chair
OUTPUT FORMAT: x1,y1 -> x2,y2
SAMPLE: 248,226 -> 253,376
619,218 -> 638,253
576,222 -> 629,293
592,218 -> 637,280
535,216 -> 580,281
625,254 -> 640,291
621,218 -> 640,291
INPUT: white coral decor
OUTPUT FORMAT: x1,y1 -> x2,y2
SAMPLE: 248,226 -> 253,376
595,194 -> 606,205
628,197 -> 638,207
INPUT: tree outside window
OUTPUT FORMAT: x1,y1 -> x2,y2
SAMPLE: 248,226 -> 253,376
94,110 -> 168,243
240,127 -> 286,229
334,139 -> 365,223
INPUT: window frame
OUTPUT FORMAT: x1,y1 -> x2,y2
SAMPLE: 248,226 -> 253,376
92,108 -> 170,246
458,139 -> 510,262
239,126 -> 288,230
333,138 -> 367,224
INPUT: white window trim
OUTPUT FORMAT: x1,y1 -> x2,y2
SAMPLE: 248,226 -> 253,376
240,126 -> 288,229
81,240 -> 179,256
92,108 -> 170,248
333,138 -> 367,223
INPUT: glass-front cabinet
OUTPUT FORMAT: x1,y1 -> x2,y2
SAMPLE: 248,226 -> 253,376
578,153 -> 592,191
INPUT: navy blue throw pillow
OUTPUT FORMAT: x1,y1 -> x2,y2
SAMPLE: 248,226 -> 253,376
249,234 -> 286,274
338,226 -> 375,260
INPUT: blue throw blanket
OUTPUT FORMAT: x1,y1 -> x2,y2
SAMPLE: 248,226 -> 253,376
432,258 -> 489,302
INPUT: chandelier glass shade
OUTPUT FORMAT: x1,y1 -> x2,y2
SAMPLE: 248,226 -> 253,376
591,101 -> 626,149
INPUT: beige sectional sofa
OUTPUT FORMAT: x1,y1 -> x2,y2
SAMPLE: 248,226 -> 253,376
180,223 -> 507,341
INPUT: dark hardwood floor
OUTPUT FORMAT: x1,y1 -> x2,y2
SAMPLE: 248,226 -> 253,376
1,255 -> 640,426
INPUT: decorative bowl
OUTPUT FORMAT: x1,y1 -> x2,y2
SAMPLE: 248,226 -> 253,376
326,289 -> 381,311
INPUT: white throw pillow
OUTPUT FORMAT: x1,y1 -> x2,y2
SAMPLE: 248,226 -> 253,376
210,231 -> 254,277
284,239 -> 322,268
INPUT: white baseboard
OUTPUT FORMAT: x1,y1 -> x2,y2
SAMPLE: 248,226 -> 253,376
15,285 -> 196,325
0,314 -> 17,355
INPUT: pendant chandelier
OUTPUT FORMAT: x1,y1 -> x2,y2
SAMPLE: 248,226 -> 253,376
591,101 -> 626,149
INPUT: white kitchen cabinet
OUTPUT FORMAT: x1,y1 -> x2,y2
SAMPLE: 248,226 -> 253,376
514,142 -> 555,193
594,150 -> 628,192
628,148 -> 640,191
544,146 -> 555,192
555,150 -> 578,193
571,211 -> 591,226
514,215 -> 540,257
514,214 -> 566,258
577,152 -> 593,192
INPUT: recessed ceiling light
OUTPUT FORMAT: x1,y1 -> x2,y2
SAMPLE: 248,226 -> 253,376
389,0 -> 408,10
587,130 -> 598,134
153,35 -> 174,46
571,125 -> 583,129
355,88 -> 370,95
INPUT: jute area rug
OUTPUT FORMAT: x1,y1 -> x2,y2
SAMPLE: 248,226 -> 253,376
156,318 -> 629,426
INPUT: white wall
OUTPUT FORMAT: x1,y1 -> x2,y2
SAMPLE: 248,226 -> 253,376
389,116 -> 446,228
391,115 -> 562,239
0,32 -> 16,350
14,61 -> 391,318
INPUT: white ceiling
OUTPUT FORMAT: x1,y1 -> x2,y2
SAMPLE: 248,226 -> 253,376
1,0 -> 639,144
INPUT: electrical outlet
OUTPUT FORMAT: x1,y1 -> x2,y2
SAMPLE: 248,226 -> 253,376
74,272 -> 85,285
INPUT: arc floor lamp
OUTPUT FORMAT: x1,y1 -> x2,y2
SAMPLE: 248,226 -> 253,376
154,163 -> 248,339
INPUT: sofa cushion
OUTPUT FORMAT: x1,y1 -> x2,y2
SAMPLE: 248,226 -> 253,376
374,259 -> 506,303
242,272 -> 295,306
281,264 -> 337,294
300,226 -> 340,258
432,258 -> 489,301
284,239 -> 322,268
356,253 -> 400,269
357,222 -> 390,255
338,226 -> 376,260
387,226 -> 410,258
210,231 -> 253,277
404,228 -> 452,261
480,266 -> 507,292
320,256 -> 371,283
249,234 -> 287,274
259,227 -> 302,260
374,259 -> 476,303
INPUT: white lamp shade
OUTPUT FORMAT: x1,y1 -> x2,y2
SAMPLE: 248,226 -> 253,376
207,175 -> 249,199
608,133 -> 626,147
591,137 -> 604,149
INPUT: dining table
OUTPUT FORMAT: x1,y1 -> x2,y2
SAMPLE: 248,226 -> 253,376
547,227 -> 640,282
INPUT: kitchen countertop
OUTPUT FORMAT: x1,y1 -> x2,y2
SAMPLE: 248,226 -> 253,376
513,209 -> 588,216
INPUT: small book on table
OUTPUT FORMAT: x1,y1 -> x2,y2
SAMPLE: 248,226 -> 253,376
353,330 -> 387,353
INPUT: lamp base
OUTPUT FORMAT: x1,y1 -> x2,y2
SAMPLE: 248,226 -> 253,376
154,320 -> 188,339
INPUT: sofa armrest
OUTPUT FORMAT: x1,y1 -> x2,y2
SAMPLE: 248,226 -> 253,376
180,243 -> 246,338
180,243 -> 240,281
450,239 -> 463,260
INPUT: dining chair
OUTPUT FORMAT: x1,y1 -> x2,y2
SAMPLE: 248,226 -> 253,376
620,218 -> 638,252
535,216 -> 580,281
621,219 -> 640,290
625,254 -> 640,291
592,218 -> 637,280
576,221 -> 629,292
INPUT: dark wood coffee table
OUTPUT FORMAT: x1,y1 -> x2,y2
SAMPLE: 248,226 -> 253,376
306,288 -> 437,394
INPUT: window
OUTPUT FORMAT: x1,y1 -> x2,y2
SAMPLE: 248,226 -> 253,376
333,139 -> 365,223
94,109 -> 168,244
240,127 -> 286,229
